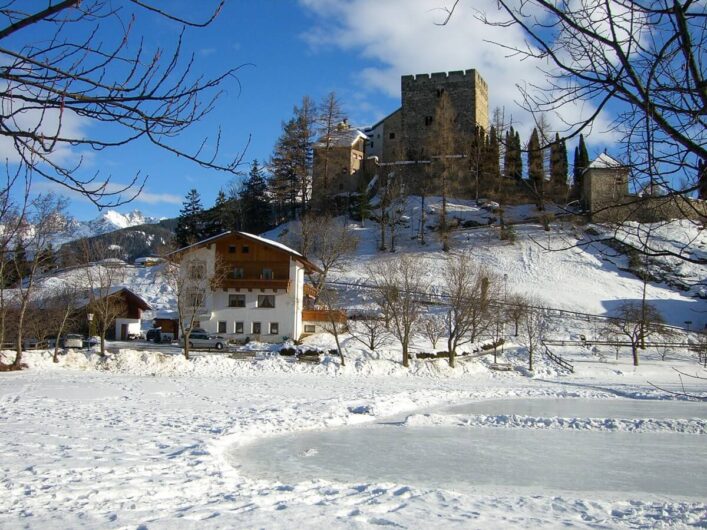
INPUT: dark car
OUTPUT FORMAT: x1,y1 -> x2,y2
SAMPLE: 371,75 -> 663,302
146,328 -> 162,342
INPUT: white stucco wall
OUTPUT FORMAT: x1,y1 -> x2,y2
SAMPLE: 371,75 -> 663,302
115,318 -> 141,339
179,244 -> 305,342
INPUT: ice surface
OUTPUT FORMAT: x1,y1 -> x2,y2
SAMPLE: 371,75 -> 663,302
230,422 -> 706,498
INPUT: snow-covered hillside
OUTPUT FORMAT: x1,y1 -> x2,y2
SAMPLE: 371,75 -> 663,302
35,196 -> 705,329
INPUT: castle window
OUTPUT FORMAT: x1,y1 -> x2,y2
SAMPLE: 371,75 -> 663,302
424,116 -> 433,126
389,132 -> 395,139
436,88 -> 445,97
370,141 -> 374,148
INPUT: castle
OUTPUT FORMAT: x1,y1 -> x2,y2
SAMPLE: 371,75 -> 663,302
312,68 -> 489,201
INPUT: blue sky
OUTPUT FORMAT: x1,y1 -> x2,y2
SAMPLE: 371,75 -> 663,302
22,0 -> 618,221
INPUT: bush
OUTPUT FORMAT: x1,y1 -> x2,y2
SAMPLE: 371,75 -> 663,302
279,347 -> 297,356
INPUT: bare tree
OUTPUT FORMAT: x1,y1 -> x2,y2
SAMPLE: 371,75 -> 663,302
9,194 -> 70,368
444,254 -> 499,367
284,214 -> 358,304
316,92 -> 346,198
348,313 -> 391,355
519,300 -> 547,371
318,286 -> 347,367
442,1 -> 706,250
505,293 -> 529,337
0,1 -> 246,207
48,281 -> 82,363
162,252 -> 225,360
81,240 -> 127,356
430,92 -> 458,252
607,301 -> 666,366
368,255 -> 430,367
421,313 -> 446,350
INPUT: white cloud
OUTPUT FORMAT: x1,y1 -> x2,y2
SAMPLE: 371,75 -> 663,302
299,0 -> 619,145
33,180 -> 182,206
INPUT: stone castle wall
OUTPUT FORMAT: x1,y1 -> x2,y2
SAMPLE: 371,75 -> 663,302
400,69 -> 488,161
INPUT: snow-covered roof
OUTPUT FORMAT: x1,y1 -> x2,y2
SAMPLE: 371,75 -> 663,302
168,231 -> 321,273
76,286 -> 152,311
315,128 -> 368,149
239,232 -> 303,257
588,153 -> 625,169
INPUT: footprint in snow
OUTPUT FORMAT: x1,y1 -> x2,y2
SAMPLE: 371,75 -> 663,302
301,448 -> 318,457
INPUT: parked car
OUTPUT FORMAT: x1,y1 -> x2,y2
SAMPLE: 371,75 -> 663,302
182,333 -> 227,350
62,334 -> 83,349
146,328 -> 162,342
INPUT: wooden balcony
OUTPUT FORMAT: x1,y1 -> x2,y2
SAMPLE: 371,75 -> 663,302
221,278 -> 290,292
302,308 -> 347,323
303,284 -> 318,298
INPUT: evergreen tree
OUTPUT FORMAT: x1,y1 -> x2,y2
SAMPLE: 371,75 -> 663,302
550,133 -> 569,200
528,128 -> 544,209
484,125 -> 500,195
468,125 -> 486,200
240,159 -> 271,234
573,134 -> 590,200
175,189 -> 204,247
203,189 -> 233,237
270,118 -> 300,220
503,127 -> 515,180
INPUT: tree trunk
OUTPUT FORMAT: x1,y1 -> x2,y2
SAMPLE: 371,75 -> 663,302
13,303 -> 27,367
528,346 -> 533,371
54,313 -> 70,363
402,343 -> 409,367
332,327 -> 345,367
632,343 -> 639,366
100,332 -> 106,356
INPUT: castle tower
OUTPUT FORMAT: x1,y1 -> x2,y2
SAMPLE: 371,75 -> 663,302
400,69 -> 488,160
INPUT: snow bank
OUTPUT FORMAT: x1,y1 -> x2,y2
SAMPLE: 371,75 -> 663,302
403,413 -> 707,434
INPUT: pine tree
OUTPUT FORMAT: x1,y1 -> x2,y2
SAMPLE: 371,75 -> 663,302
503,127 -> 515,180
550,133 -> 569,201
240,159 -> 271,234
203,189 -> 232,237
513,130 -> 523,180
528,128 -> 544,209
293,96 -> 317,212
270,118 -> 300,220
468,125 -> 486,200
573,134 -> 590,200
484,125 -> 500,195
175,189 -> 204,247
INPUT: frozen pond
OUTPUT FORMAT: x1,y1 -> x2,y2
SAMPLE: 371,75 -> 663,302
442,397 -> 707,419
229,399 -> 706,498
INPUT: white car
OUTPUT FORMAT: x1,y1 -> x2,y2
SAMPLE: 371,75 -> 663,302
182,333 -> 227,350
62,334 -> 83,349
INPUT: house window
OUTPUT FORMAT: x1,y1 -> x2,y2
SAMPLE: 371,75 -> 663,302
229,266 -> 244,279
304,324 -> 316,333
187,289 -> 204,308
228,245 -> 236,254
424,116 -> 433,126
217,321 -> 227,334
261,268 -> 274,280
252,322 -> 261,334
235,321 -> 244,334
188,261 -> 206,279
257,295 -> 275,308
242,245 -> 250,254
228,294 -> 246,307
389,132 -> 395,139
269,322 -> 279,335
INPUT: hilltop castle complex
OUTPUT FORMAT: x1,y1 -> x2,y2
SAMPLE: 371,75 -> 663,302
312,68 -> 489,201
